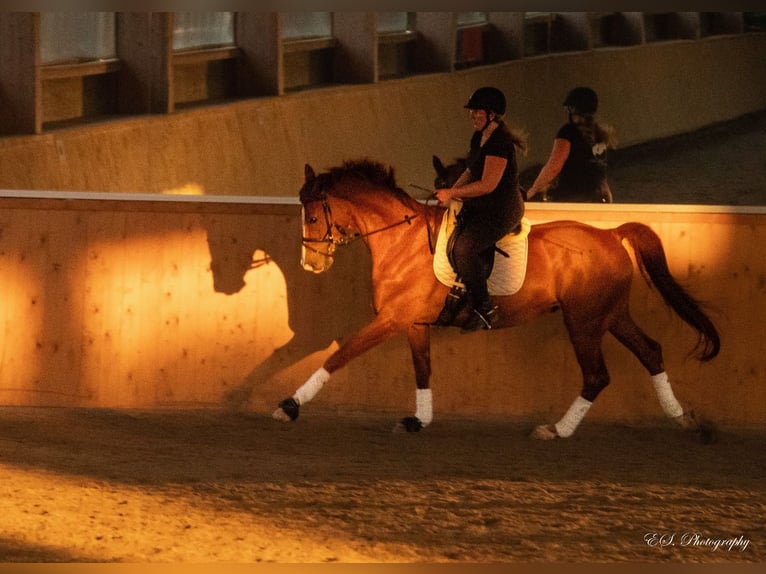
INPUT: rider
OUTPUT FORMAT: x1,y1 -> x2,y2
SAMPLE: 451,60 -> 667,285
434,86 -> 526,331
527,86 -> 617,203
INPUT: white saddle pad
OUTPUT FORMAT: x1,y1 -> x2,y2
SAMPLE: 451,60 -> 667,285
433,202 -> 530,296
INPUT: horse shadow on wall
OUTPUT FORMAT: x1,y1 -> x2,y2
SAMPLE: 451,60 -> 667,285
205,212 -> 374,410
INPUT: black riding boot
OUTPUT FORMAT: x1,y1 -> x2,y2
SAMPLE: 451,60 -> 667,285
461,297 -> 499,333
435,285 -> 467,326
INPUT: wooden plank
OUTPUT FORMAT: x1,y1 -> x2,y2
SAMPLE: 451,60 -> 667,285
40,58 -> 121,81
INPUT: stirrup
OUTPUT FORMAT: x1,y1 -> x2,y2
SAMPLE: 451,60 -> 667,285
461,305 -> 499,333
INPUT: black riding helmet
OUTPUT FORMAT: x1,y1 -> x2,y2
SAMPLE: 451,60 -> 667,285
563,87 -> 598,115
464,86 -> 506,116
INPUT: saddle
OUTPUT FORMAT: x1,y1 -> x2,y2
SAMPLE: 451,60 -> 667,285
433,201 -> 530,296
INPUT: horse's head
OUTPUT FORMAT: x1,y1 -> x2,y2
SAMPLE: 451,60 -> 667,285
299,163 -> 358,274
433,155 -> 466,189
299,160 -> 414,274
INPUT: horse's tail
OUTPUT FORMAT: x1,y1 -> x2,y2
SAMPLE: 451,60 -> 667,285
616,222 -> 720,362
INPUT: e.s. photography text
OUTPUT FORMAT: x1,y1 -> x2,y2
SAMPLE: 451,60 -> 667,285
644,532 -> 751,552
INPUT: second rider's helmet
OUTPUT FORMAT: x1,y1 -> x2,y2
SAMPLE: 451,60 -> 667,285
563,87 -> 598,115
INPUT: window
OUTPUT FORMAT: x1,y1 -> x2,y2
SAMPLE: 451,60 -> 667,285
744,12 -> 766,31
457,12 -> 487,27
39,12 -> 119,128
281,12 -> 336,92
41,12 -> 116,64
172,13 -> 240,109
377,12 -> 411,34
173,12 -> 235,50
282,12 -> 332,40
700,13 -> 744,37
455,12 -> 489,69
377,12 -> 418,79
524,12 -> 554,56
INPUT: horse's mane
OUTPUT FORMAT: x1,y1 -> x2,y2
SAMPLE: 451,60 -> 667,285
305,159 -> 415,206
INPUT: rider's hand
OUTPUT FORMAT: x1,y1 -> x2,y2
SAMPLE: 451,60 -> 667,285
434,188 -> 454,205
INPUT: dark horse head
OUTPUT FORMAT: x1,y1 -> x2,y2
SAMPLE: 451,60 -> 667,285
207,232 -> 275,295
432,155 -> 466,189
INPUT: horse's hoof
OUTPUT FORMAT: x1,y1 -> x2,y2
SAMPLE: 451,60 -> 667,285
673,411 -> 717,443
394,416 -> 423,433
673,410 -> 699,431
272,398 -> 299,422
530,424 -> 558,440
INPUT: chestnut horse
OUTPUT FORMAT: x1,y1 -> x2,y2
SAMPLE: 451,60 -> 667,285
273,159 -> 720,439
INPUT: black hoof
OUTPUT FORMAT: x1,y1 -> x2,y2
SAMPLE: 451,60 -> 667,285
278,398 -> 300,421
400,416 -> 424,432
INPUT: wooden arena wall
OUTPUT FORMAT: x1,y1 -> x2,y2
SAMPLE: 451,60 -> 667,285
0,195 -> 762,427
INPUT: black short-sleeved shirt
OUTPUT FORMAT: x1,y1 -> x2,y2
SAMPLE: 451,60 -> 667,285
550,122 -> 608,202
462,125 -> 524,234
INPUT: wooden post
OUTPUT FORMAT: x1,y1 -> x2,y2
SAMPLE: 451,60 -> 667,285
412,12 -> 456,74
486,13 -> 525,62
235,12 -> 281,97
0,13 -> 41,134
333,12 -> 376,84
116,12 -> 173,114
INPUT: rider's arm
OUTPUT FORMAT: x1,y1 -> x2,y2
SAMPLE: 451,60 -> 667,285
452,168 -> 472,189
526,138 -> 570,200
435,155 -> 507,203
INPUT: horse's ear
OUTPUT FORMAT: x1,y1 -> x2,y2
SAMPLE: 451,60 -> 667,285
304,164 -> 316,182
432,155 -> 445,176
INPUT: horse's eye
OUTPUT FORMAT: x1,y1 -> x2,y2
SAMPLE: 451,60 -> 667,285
308,216 -> 318,224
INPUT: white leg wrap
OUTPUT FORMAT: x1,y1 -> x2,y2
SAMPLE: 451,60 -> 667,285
415,388 -> 433,426
293,367 -> 330,406
554,396 -> 592,438
651,371 -> 684,418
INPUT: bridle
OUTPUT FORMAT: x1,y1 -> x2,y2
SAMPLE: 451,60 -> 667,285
301,195 -> 419,258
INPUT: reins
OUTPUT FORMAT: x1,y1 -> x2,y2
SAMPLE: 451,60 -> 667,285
356,213 -> 419,242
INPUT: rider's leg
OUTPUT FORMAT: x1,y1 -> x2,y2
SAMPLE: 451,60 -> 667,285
451,228 -> 498,330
